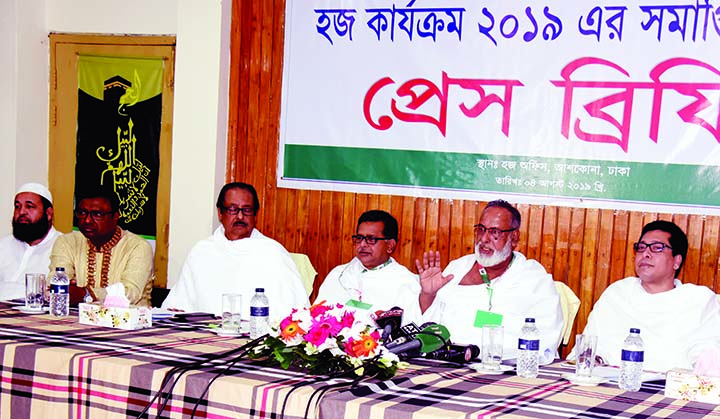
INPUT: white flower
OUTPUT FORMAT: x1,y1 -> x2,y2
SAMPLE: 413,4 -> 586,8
304,343 -> 319,355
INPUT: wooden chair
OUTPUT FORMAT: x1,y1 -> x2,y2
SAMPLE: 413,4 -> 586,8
290,253 -> 317,297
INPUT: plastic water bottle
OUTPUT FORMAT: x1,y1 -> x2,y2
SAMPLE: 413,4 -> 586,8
249,288 -> 270,339
517,317 -> 540,378
619,328 -> 644,391
49,267 -> 69,317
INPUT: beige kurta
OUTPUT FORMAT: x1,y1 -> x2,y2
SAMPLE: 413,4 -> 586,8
48,229 -> 153,306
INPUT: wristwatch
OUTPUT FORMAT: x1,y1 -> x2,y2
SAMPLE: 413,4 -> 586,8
83,288 -> 94,303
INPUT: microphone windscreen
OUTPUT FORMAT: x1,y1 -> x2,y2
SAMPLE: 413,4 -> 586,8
416,324 -> 450,353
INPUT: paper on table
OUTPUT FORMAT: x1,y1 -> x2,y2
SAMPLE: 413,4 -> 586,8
592,366 -> 665,382
150,307 -> 176,319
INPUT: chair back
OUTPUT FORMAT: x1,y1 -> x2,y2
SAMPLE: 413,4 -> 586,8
290,253 -> 317,297
554,281 -> 581,346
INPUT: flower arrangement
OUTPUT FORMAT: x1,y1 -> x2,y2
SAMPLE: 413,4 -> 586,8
249,302 -> 402,380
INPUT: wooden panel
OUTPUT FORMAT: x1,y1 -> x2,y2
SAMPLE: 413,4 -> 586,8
227,0 -> 720,346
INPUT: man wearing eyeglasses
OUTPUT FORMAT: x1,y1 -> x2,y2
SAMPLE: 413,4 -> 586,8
0,183 -> 62,300
315,210 -> 419,316
49,189 -> 153,306
576,220 -> 720,372
414,200 -> 563,364
161,182 -> 308,317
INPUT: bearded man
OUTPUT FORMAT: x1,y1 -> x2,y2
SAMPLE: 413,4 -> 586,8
414,200 -> 563,364
0,183 -> 62,300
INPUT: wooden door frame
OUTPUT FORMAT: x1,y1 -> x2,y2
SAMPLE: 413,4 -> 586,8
48,33 -> 176,287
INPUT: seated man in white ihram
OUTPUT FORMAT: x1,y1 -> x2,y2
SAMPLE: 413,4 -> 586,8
162,182 -> 308,320
413,200 -> 563,364
315,210 -> 420,321
576,220 -> 720,373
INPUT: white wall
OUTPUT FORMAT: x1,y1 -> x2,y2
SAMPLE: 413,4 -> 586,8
0,0 -> 19,232
0,0 -> 231,286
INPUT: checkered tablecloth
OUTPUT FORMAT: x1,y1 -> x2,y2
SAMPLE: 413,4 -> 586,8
1,302 -> 719,419
0,303 -> 349,418
321,360 -> 720,419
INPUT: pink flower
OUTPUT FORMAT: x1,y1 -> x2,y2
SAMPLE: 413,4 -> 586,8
304,315 -> 343,346
341,311 -> 355,328
309,301 -> 332,318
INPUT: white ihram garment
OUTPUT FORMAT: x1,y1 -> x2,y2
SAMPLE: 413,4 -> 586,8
580,277 -> 720,372
162,227 -> 308,319
417,252 -> 563,364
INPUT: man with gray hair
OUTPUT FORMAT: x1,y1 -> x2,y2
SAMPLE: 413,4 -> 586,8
414,200 -> 563,364
0,183 -> 62,300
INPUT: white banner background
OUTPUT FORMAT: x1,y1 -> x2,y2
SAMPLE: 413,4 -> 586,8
279,0 -> 720,214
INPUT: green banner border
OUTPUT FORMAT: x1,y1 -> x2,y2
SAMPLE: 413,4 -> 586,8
283,144 -> 720,207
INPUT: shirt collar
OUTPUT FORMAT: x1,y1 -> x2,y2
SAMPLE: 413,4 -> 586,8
360,258 -> 393,273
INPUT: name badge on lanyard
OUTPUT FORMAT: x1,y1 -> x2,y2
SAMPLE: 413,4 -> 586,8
345,299 -> 372,311
474,266 -> 503,328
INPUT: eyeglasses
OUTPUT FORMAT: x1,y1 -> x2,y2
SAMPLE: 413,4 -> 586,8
74,209 -> 114,221
221,206 -> 256,216
633,241 -> 673,253
351,235 -> 392,245
473,223 -> 516,241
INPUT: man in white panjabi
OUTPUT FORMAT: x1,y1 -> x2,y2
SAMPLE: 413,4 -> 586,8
315,210 -> 419,318
0,183 -> 61,300
413,200 -> 563,364
577,220 -> 720,373
162,182 -> 308,318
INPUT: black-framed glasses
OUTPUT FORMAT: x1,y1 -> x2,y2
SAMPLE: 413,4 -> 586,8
351,235 -> 392,245
221,206 -> 256,216
74,209 -> 113,221
633,241 -> 673,253
473,223 -> 516,241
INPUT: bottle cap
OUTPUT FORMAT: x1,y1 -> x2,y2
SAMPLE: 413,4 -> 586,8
55,267 -> 65,271
630,328 -> 640,334
255,288 -> 264,292
525,317 -> 535,323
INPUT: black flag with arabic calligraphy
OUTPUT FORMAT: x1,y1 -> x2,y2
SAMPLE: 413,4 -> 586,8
75,55 -> 164,239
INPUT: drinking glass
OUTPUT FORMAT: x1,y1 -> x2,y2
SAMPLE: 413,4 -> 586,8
575,334 -> 598,377
221,293 -> 242,333
25,273 -> 46,310
481,325 -> 504,370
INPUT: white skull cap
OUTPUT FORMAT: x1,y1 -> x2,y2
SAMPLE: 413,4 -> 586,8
15,183 -> 53,204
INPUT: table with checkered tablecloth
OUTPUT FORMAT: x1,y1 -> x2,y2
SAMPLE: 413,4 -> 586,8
1,302 -> 719,419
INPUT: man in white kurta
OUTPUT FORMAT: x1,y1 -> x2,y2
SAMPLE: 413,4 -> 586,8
316,210 -> 420,324
162,183 -> 308,319
415,200 -> 563,364
0,183 -> 61,300
582,277 -> 720,372
316,257 -> 418,312
419,252 -> 563,363
162,227 -> 308,318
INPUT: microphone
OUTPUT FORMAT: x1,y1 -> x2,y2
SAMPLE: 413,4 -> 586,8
384,322 -> 421,348
372,307 -> 404,342
387,323 -> 450,358
424,344 -> 480,364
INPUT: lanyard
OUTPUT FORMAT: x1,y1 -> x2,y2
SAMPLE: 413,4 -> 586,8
340,259 -> 393,302
478,266 -> 494,311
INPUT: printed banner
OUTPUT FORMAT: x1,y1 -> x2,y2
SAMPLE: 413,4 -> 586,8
76,55 -> 164,238
278,0 -> 720,214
